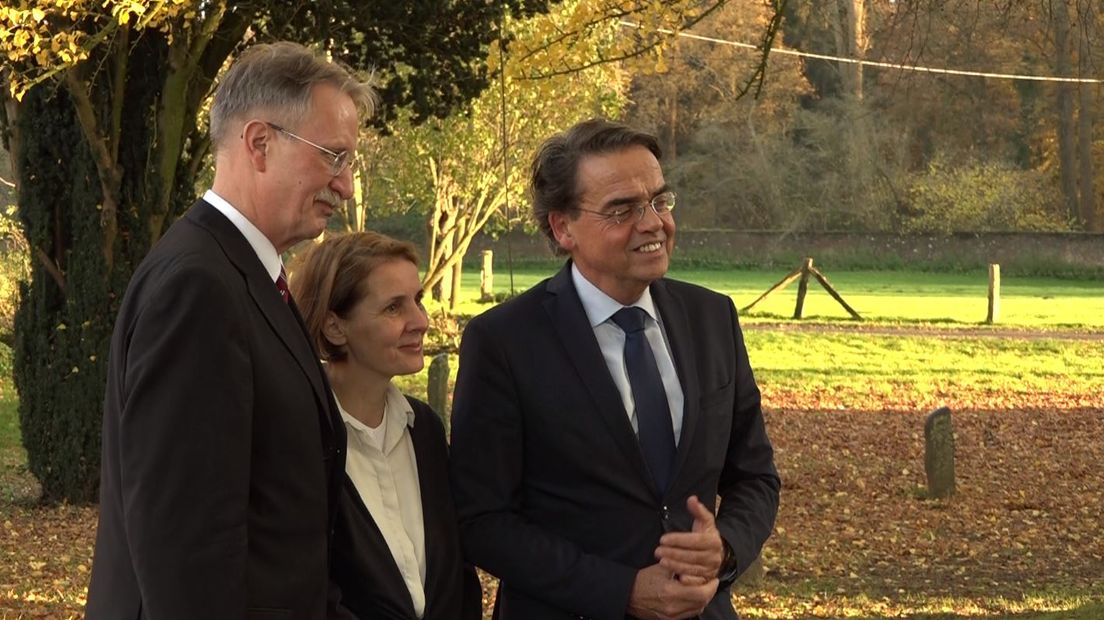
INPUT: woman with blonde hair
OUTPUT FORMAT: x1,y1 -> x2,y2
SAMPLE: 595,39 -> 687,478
291,231 -> 479,620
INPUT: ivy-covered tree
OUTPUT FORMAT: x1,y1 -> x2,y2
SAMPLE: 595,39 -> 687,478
0,0 -> 540,503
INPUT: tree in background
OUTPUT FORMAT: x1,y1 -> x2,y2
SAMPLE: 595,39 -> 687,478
624,1 -> 843,231
868,0 -> 1099,230
360,0 -> 740,309
624,0 -> 1098,232
0,0 -> 540,502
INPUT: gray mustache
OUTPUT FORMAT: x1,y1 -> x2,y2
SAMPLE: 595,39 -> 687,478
315,189 -> 342,208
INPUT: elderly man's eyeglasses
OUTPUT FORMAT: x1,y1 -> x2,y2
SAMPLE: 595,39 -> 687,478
265,122 -> 353,177
574,191 -> 677,226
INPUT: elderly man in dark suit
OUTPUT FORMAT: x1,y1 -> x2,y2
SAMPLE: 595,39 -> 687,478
449,119 -> 780,620
86,42 -> 375,620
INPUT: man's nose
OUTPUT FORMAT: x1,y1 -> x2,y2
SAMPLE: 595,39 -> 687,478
330,167 -> 354,200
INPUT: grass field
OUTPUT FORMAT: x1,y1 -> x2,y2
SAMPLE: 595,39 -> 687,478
455,264 -> 1104,328
1,267 -> 1101,619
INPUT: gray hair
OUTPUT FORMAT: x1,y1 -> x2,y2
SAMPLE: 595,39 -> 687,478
209,41 -> 377,151
530,118 -> 662,255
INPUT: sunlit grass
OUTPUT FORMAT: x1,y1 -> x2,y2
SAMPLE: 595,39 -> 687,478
745,331 -> 1103,395
449,265 -> 1104,328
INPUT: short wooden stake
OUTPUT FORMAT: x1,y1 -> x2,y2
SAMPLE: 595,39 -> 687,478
986,263 -> 1000,324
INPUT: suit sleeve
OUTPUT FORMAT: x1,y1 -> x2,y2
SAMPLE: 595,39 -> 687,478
715,298 -> 781,585
117,258 -> 253,617
449,318 -> 637,620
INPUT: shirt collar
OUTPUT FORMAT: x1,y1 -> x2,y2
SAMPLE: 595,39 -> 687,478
336,383 -> 416,450
571,262 -> 658,327
203,189 -> 283,283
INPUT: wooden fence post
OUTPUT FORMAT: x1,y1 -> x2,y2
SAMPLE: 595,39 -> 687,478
792,257 -> 813,319
427,353 -> 450,428
986,263 -> 1000,324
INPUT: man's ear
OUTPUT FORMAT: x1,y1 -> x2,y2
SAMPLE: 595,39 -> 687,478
241,120 -> 271,172
548,210 -> 575,252
322,312 -> 347,348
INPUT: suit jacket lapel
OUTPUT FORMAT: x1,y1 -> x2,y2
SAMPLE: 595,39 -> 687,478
186,201 -> 331,426
651,278 -> 701,487
543,263 -> 651,482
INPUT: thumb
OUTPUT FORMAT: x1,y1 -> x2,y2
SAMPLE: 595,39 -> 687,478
686,495 -> 716,532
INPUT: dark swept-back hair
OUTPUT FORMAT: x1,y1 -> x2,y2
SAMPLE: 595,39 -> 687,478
289,231 -> 419,362
529,118 -> 662,255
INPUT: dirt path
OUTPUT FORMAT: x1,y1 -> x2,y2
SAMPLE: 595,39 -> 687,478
743,321 -> 1104,340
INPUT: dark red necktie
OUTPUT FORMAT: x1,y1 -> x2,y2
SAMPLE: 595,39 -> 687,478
276,266 -> 290,304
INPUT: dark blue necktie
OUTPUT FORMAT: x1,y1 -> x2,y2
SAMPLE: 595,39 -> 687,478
611,307 -> 676,495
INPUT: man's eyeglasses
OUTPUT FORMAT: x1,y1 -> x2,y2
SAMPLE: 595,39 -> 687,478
266,122 -> 353,177
574,191 -> 677,226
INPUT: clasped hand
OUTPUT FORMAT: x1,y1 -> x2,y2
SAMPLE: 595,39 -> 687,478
627,496 -> 724,620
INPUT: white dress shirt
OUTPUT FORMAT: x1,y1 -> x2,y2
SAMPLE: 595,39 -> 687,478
336,383 -> 427,617
571,264 -> 685,445
203,189 -> 284,283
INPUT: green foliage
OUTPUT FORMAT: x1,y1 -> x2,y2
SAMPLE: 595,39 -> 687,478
13,86 -> 115,503
903,157 -> 1071,233
0,206 -> 29,347
4,0 -> 548,504
364,0 -> 632,305
660,91 -> 906,232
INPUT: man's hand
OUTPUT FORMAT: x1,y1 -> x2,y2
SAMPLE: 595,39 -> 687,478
654,495 -> 725,580
626,563 -> 718,620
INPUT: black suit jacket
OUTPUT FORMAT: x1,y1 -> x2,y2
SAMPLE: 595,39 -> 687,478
87,200 -> 346,620
449,263 -> 780,620
331,396 -> 481,620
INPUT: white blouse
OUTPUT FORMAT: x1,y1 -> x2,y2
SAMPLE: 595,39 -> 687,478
336,384 -> 426,617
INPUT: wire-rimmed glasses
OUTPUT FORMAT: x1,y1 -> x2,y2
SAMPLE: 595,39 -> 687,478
573,191 -> 677,226
265,122 -> 353,177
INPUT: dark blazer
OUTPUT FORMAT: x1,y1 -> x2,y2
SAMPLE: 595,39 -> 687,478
331,396 -> 481,620
87,200 -> 346,620
449,262 -> 780,620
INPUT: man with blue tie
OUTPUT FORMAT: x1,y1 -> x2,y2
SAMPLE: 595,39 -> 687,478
449,118 -> 780,620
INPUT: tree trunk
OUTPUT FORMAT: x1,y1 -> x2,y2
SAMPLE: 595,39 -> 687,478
1077,84 -> 1095,230
449,259 -> 462,310
10,28 -> 230,504
835,0 -> 865,101
1054,0 -> 1079,222
434,228 -> 455,305
1077,11 -> 1096,230
662,82 -> 678,162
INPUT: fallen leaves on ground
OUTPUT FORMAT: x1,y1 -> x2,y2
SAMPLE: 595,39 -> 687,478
2,405 -> 1101,619
757,407 -> 1104,600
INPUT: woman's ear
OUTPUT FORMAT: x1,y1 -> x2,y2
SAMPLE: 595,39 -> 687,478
322,312 -> 347,347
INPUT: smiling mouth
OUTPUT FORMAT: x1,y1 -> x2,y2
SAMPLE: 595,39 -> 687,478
635,241 -> 664,253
